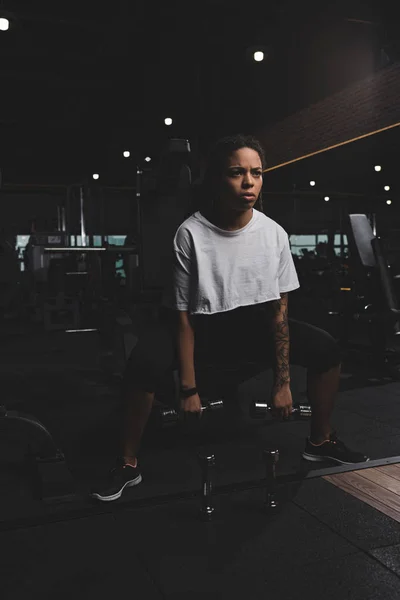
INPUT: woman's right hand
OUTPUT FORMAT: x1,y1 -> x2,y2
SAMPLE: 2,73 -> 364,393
180,393 -> 203,418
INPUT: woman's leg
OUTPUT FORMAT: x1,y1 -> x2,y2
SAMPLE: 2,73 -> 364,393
120,387 -> 156,466
287,319 -> 342,444
119,311 -> 179,465
307,364 -> 341,444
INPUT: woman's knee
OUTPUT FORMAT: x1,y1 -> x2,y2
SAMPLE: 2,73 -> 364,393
313,331 -> 341,374
122,334 -> 177,396
122,351 -> 170,395
121,373 -> 157,397
289,319 -> 341,373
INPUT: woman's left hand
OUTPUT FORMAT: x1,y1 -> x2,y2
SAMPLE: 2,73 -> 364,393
271,385 -> 293,419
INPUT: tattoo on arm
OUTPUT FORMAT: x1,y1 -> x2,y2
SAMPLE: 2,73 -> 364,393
271,293 -> 290,390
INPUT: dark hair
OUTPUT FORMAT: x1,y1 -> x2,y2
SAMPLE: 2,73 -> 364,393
198,134 -> 265,214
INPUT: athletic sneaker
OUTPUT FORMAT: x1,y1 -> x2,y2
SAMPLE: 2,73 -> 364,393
302,431 -> 370,465
90,458 -> 142,502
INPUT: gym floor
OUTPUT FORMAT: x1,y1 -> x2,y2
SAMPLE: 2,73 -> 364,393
1,321 -> 400,599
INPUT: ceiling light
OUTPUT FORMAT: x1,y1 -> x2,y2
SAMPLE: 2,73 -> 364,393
123,151 -> 130,158
164,118 -> 173,126
384,185 -> 390,191
92,174 -> 99,180
0,17 -> 10,31
374,165 -> 382,172
253,51 -> 264,62
386,199 -> 392,205
324,196 -> 330,201
144,156 -> 151,162
310,181 -> 316,186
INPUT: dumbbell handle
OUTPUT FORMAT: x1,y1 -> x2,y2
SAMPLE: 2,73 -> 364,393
159,399 -> 224,423
198,399 -> 223,412
251,401 -> 312,419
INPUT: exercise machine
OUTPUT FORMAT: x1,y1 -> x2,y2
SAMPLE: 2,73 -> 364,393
0,404 -> 75,502
341,214 -> 400,378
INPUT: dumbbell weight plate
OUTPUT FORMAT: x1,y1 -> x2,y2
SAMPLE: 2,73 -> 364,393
158,406 -> 180,427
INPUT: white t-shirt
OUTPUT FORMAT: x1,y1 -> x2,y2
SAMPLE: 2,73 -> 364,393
161,208 -> 300,315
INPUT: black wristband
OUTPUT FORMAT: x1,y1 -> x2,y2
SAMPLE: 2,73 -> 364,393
180,387 -> 198,399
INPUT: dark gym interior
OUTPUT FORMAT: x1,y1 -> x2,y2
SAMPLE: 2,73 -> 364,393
1,2 -> 400,599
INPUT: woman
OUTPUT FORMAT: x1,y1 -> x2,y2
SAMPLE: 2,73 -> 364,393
91,134 -> 369,503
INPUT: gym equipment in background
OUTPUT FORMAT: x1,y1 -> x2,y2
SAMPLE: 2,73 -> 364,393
344,214 -> 400,379
0,405 -> 75,502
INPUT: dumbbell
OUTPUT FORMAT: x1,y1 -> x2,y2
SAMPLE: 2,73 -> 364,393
263,448 -> 280,512
196,448 -> 281,521
197,451 -> 216,521
250,401 -> 312,420
156,398 -> 225,427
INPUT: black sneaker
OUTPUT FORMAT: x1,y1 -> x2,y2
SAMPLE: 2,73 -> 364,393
90,459 -> 142,502
302,431 -> 370,465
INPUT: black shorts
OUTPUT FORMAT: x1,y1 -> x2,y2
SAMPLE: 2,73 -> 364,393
122,303 -> 341,397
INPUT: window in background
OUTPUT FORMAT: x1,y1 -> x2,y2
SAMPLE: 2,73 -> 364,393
290,233 -> 348,257
69,235 -> 92,246
289,234 -> 317,257
68,235 -> 127,247
16,235 -> 31,271
106,236 -> 127,279
334,234 -> 348,257
316,234 -> 328,243
19,234 -> 130,277
106,236 -> 126,246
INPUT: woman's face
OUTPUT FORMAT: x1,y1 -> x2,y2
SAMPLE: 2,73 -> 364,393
218,147 -> 263,211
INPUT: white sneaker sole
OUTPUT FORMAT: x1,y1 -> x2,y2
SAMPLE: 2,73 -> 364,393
302,452 -> 370,465
90,474 -> 142,502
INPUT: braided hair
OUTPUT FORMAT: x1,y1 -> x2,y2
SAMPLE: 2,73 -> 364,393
196,133 -> 265,215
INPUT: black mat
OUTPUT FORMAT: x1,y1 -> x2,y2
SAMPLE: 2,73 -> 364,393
2,481 -> 400,600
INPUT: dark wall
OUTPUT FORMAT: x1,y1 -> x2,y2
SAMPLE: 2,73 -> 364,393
0,192 -> 63,234
0,188 -> 135,235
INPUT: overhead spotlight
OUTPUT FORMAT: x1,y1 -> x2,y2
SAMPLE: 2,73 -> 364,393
310,180 -> 316,186
374,165 -> 382,172
324,196 -> 330,201
92,174 -> 99,180
0,17 -> 10,31
144,156 -> 151,163
123,151 -> 130,158
386,199 -> 392,205
164,117 -> 173,126
384,185 -> 390,191
247,45 -> 269,62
